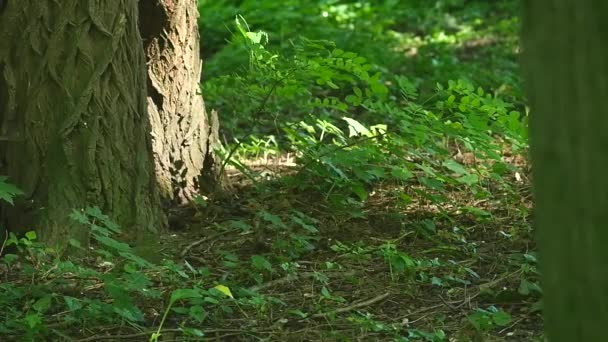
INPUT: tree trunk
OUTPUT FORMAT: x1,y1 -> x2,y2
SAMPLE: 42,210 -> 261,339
0,1 -> 166,243
522,2 -> 608,340
139,0 -> 221,204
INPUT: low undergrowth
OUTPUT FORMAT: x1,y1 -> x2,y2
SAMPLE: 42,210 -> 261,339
0,165 -> 540,341
2,1 -> 542,341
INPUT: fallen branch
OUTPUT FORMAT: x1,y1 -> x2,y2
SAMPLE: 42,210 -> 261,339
498,316 -> 525,335
180,229 -> 237,257
0,229 -> 8,256
250,273 -> 307,292
76,328 -> 251,342
310,292 -> 391,319
250,271 -> 356,292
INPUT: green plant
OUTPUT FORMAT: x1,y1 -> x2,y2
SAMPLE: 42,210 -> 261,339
348,311 -> 397,334
205,16 -> 528,222
254,209 -> 320,261
467,306 -> 512,332
1,1 -> 541,340
1,224 -> 144,338
397,329 -> 447,342
0,176 -> 23,205
151,285 -> 233,341
378,242 -> 417,281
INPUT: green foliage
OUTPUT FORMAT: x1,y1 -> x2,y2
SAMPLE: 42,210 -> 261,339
378,242 -> 417,280
398,328 -> 447,342
208,16 -> 527,216
69,207 -> 152,267
0,176 -> 23,205
2,210 -> 149,338
1,207 -> 234,340
2,0 -> 537,340
467,306 -> 512,332
254,209 -> 320,262
194,2 -> 533,339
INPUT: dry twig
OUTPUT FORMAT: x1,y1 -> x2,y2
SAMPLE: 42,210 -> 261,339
310,292 -> 391,319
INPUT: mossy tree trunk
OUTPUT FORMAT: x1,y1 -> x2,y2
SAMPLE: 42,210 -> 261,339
0,1 -> 166,243
522,1 -> 608,340
139,0 -> 221,204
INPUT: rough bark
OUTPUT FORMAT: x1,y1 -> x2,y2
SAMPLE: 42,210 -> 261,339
139,0 -> 221,204
522,1 -> 608,340
0,1 -> 166,243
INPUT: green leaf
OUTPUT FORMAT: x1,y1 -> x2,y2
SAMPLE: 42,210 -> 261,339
25,231 -> 37,241
353,56 -> 367,65
69,210 -> 90,224
170,288 -> 202,304
182,327 -> 205,337
228,220 -> 251,232
290,215 -> 318,233
260,211 -> 286,228
25,313 -> 42,329
518,279 -> 531,296
288,309 -> 309,318
457,173 -> 479,185
203,296 -> 219,304
188,306 -> 207,323
95,236 -> 131,253
33,295 -> 52,313
251,255 -> 273,272
326,80 -> 340,89
419,177 -> 444,191
447,94 -> 456,105
193,195 -> 208,208
468,311 -> 491,331
417,164 -> 437,177
519,279 -> 542,296
351,183 -> 368,201
171,306 -> 189,314
343,117 -> 371,137
213,285 -> 234,299
431,277 -> 443,286
114,306 -> 144,322
2,253 -> 19,264
0,176 -> 23,205
353,87 -> 363,97
345,94 -> 361,105
492,310 -> 512,326
390,167 -> 413,181
462,206 -> 492,218
85,206 -> 108,221
443,159 -> 467,175
63,296 -> 82,311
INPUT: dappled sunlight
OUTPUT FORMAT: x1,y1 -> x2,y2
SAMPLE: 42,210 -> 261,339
0,1 -> 543,340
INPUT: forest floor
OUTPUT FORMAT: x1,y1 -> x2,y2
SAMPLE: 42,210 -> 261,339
2,152 -> 541,342
147,2 -> 540,339
2,2 -> 541,341
155,155 -> 542,341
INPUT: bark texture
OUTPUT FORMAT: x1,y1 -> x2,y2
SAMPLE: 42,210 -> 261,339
139,0 -> 221,203
0,1 -> 166,242
522,1 -> 608,340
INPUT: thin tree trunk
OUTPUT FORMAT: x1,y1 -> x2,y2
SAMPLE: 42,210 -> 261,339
522,1 -> 608,340
139,0 -> 221,204
0,1 -> 166,243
